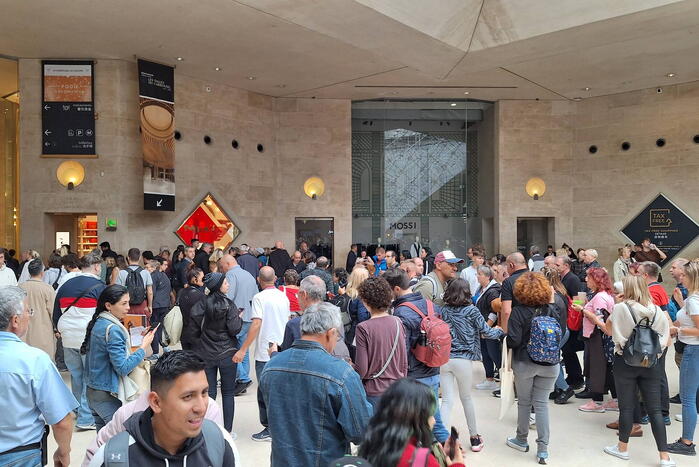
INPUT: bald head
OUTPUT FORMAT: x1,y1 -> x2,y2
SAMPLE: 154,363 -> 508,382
507,252 -> 526,266
258,266 -> 276,285
220,254 -> 237,272
275,241 -> 284,249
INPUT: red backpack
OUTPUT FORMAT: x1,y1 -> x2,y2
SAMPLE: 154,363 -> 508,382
401,301 -> 452,367
566,295 -> 582,331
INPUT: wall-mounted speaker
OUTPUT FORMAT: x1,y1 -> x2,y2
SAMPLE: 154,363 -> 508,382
589,145 -> 598,154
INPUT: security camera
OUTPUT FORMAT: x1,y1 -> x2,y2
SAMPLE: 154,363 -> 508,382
656,87 -> 663,94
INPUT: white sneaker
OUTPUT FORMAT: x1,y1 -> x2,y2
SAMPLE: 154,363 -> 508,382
529,414 -> 536,428
475,380 -> 499,390
229,431 -> 238,440
660,458 -> 676,467
604,444 -> 629,460
675,414 -> 683,422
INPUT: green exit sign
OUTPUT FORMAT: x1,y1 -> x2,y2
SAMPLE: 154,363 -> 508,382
106,218 -> 117,231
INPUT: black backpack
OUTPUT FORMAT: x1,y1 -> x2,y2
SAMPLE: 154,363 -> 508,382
125,267 -> 147,305
622,302 -> 661,368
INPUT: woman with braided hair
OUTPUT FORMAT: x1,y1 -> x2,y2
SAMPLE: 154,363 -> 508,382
80,285 -> 156,430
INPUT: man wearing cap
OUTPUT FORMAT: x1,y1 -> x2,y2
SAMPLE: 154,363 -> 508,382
413,250 -> 463,306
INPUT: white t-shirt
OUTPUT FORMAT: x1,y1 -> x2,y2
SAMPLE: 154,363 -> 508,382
459,265 -> 479,297
251,287 -> 290,363
116,265 -> 153,288
0,265 -> 17,287
677,293 -> 699,345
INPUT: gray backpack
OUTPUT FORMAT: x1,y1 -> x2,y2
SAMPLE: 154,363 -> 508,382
103,419 -> 225,466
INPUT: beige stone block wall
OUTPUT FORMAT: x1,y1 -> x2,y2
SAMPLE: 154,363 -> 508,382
19,59 -> 351,267
496,82 -> 699,275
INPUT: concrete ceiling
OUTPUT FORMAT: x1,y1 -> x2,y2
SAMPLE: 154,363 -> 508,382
0,0 -> 696,101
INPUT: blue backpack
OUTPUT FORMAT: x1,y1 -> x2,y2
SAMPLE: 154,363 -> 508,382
527,307 -> 562,365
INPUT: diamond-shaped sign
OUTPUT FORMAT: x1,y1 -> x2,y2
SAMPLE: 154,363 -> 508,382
175,194 -> 240,250
621,193 -> 699,263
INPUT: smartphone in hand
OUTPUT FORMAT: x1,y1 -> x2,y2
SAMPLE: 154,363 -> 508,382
448,426 -> 459,459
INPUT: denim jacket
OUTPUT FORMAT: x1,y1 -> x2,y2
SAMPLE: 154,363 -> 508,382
85,315 -> 146,394
260,339 -> 372,467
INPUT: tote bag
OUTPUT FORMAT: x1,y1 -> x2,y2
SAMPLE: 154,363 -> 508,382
498,337 -> 516,420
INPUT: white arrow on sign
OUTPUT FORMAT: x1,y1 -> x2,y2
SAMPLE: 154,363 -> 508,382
44,130 -> 51,136
44,105 -> 50,110
156,199 -> 163,207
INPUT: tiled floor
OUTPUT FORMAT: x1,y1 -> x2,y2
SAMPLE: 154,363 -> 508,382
53,348 -> 686,467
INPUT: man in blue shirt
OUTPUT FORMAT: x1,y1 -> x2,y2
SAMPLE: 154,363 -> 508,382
261,302 -> 371,467
0,286 -> 78,466
220,254 -> 259,394
372,247 -> 387,276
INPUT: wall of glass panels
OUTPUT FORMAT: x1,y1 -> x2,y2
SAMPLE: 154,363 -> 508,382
351,100 -> 494,259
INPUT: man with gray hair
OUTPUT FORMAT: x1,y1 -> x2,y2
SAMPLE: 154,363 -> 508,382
260,302 -> 371,467
53,253 -> 106,430
237,243 -> 260,278
528,245 -> 545,272
0,286 -> 78,466
300,255 -> 336,295
278,276 -> 350,360
19,258 -> 57,358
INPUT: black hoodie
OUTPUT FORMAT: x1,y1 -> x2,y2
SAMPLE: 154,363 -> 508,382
92,409 -> 235,466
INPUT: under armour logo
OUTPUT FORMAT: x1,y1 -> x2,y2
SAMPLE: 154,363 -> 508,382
110,453 -> 122,461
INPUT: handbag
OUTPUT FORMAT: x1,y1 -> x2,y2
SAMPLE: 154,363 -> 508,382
368,318 -> 401,379
498,337 -> 516,420
566,296 -> 583,331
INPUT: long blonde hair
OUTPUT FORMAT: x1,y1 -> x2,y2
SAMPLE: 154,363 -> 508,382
346,267 -> 370,299
683,260 -> 699,295
622,275 -> 652,306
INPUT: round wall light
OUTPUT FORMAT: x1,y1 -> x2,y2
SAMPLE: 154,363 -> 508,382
303,176 -> 325,200
525,177 -> 546,200
56,161 -> 85,190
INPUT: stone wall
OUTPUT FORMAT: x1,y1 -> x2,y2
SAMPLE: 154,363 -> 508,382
18,59 -> 351,267
496,81 -> 699,274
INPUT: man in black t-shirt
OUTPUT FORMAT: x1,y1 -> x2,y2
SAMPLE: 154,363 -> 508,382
500,252 -> 528,333
555,256 -> 581,299
554,255 -> 585,389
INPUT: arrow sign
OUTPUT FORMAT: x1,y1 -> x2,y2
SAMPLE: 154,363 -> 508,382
156,199 -> 163,207
44,130 -> 51,136
44,104 -> 50,110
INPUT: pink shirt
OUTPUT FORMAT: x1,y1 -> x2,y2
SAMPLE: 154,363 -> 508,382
82,392 -> 224,466
582,291 -> 615,338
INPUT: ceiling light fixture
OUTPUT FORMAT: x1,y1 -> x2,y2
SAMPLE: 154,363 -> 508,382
582,87 -> 591,91
450,103 -> 457,107
247,76 -> 256,80
463,91 -> 469,95
176,57 -> 184,61
666,73 -> 676,78
214,67 -> 222,71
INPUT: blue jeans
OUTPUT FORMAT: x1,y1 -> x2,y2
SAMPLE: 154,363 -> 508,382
205,356 -> 238,432
555,329 -> 571,391
416,374 -> 449,443
680,344 -> 699,441
87,387 -> 122,432
0,448 -> 41,467
63,347 -> 93,426
236,321 -> 252,383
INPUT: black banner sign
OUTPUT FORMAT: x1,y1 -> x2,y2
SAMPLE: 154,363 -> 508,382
138,59 -> 175,211
42,60 -> 95,155
621,194 -> 699,263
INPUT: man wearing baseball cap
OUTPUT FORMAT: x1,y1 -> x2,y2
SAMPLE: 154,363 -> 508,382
413,250 -> 463,306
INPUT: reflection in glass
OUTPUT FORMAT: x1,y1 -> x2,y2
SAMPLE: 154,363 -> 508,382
176,194 -> 240,250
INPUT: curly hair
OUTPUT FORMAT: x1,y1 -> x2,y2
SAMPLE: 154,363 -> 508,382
357,276 -> 393,311
513,272 -> 551,306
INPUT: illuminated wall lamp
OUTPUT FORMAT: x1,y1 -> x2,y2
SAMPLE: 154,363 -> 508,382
56,161 -> 85,190
304,176 -> 325,200
525,177 -> 546,200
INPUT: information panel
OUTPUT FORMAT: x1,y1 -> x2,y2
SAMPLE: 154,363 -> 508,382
42,60 -> 95,155
621,193 -> 699,263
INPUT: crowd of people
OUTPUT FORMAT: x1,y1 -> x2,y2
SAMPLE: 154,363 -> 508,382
0,236 -> 697,467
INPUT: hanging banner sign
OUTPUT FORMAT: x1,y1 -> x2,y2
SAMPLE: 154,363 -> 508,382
621,193 -> 699,263
42,60 -> 95,155
138,59 -> 175,211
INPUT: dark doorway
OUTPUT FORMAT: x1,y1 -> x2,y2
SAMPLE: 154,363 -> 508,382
295,217 -> 334,265
517,217 -> 555,257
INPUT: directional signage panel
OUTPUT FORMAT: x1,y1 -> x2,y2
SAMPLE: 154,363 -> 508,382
621,193 -> 699,263
42,61 -> 95,155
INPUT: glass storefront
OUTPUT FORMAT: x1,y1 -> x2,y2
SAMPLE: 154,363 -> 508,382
0,58 -> 19,250
351,100 -> 494,259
